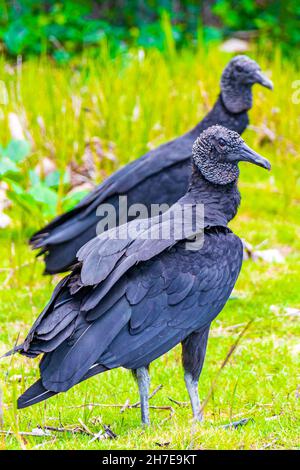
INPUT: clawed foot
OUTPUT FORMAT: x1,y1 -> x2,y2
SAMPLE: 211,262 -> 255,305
222,417 -> 252,429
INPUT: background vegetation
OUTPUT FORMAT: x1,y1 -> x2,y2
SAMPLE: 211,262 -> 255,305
0,0 -> 299,450
0,0 -> 298,60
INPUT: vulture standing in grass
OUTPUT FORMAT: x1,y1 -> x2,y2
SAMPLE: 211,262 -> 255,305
7,126 -> 271,424
30,55 -> 272,274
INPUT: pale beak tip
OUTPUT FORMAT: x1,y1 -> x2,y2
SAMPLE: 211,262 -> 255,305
261,77 -> 273,91
255,71 -> 273,90
258,157 -> 271,171
261,158 -> 271,171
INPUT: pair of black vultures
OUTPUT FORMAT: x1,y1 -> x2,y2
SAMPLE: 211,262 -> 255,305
6,55 -> 273,426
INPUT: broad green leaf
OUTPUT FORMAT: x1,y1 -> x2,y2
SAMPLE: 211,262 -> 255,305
4,140 -> 31,163
45,170 -> 69,188
29,170 -> 41,186
5,179 -> 24,195
83,29 -> 105,44
0,157 -> 19,175
4,22 -> 29,54
28,183 -> 58,207
7,189 -> 39,215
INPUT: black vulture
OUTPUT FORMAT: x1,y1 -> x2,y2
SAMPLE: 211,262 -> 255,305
7,125 -> 271,424
30,55 -> 272,274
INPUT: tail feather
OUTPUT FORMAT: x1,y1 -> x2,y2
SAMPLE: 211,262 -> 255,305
17,364 -> 108,409
29,204 -> 85,248
1,344 -> 23,359
41,223 -> 98,274
17,379 -> 57,409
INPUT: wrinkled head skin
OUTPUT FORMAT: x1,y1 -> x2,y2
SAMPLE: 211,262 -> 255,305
220,55 -> 273,114
192,125 -> 271,185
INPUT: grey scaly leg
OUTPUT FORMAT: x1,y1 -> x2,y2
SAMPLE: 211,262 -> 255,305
184,372 -> 203,421
181,326 -> 210,421
133,366 -> 150,426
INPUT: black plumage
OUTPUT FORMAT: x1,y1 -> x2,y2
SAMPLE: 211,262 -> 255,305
7,125 -> 271,424
30,55 -> 272,274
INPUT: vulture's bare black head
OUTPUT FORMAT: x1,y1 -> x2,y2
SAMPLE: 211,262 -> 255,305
220,55 -> 273,114
192,125 -> 271,185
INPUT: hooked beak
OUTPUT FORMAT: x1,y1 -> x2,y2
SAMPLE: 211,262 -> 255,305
252,70 -> 273,90
237,142 -> 271,170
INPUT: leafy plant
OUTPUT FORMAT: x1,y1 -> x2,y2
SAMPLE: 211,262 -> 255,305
213,0 -> 300,52
0,139 -> 88,220
0,1 -> 297,61
0,140 -> 30,175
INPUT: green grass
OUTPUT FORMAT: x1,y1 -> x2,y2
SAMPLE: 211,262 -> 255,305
0,43 -> 299,450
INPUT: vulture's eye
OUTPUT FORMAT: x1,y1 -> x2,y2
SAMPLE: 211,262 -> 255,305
236,65 -> 243,72
218,138 -> 226,148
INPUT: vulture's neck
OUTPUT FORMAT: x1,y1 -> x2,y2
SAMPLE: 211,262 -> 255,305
186,164 -> 241,227
190,94 -> 249,138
